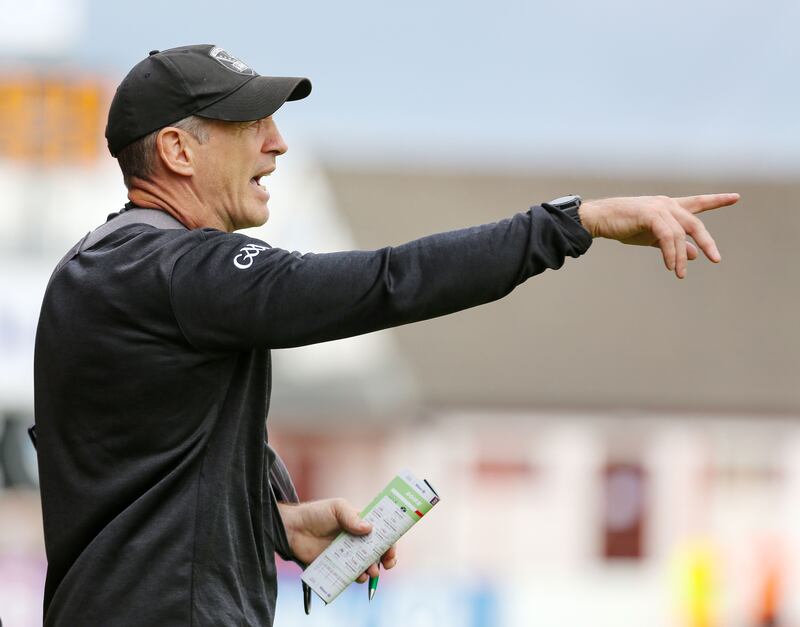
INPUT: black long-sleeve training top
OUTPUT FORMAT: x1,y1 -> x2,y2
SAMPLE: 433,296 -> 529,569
33,203 -> 592,626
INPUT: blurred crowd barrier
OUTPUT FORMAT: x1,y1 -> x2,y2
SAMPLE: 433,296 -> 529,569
267,410 -> 799,627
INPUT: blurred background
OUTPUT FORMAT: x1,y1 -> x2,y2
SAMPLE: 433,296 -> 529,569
0,0 -> 798,625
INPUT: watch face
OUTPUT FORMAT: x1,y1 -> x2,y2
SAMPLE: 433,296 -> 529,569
549,195 -> 580,206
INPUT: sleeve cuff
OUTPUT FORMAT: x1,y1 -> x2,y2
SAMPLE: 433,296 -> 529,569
537,203 -> 594,256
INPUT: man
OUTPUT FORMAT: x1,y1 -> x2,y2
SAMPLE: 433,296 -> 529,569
33,44 -> 738,626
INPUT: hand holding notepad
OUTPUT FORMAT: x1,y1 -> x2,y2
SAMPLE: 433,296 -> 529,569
302,469 -> 440,605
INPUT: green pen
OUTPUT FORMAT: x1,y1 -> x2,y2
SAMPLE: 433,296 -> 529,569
368,563 -> 379,602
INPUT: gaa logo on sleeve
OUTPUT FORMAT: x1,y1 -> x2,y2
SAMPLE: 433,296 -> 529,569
233,243 -> 267,269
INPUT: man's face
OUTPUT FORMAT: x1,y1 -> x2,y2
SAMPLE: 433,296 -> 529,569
192,116 -> 287,231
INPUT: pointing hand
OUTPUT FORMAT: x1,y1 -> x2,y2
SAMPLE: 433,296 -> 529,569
578,193 -> 740,279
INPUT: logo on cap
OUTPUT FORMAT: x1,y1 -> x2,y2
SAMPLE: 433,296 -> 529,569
209,47 -> 255,76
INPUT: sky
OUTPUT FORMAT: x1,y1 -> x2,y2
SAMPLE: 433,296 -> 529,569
2,0 -> 799,175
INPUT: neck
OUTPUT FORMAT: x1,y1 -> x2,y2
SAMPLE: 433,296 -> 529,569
127,178 -> 229,231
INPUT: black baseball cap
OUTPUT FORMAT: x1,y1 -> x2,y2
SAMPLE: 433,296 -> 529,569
105,44 -> 312,157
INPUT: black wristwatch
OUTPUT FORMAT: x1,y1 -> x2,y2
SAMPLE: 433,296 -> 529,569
545,194 -> 582,226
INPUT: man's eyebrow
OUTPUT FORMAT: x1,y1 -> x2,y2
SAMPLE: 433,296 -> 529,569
232,119 -> 260,132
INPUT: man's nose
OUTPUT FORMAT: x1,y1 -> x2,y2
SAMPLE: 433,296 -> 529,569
264,122 -> 288,155
274,133 -> 288,155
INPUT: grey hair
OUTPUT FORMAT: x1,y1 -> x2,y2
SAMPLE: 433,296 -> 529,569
116,115 -> 211,189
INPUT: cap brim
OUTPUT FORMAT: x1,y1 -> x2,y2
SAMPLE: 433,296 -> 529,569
194,75 -> 311,122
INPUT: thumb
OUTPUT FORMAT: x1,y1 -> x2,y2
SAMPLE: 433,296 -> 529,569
332,499 -> 372,535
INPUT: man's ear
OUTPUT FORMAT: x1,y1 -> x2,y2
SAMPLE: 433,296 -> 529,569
155,127 -> 196,177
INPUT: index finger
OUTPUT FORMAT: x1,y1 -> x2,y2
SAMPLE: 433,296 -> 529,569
675,193 -> 740,214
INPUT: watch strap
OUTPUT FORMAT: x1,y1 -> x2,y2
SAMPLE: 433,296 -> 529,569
544,195 -> 583,226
